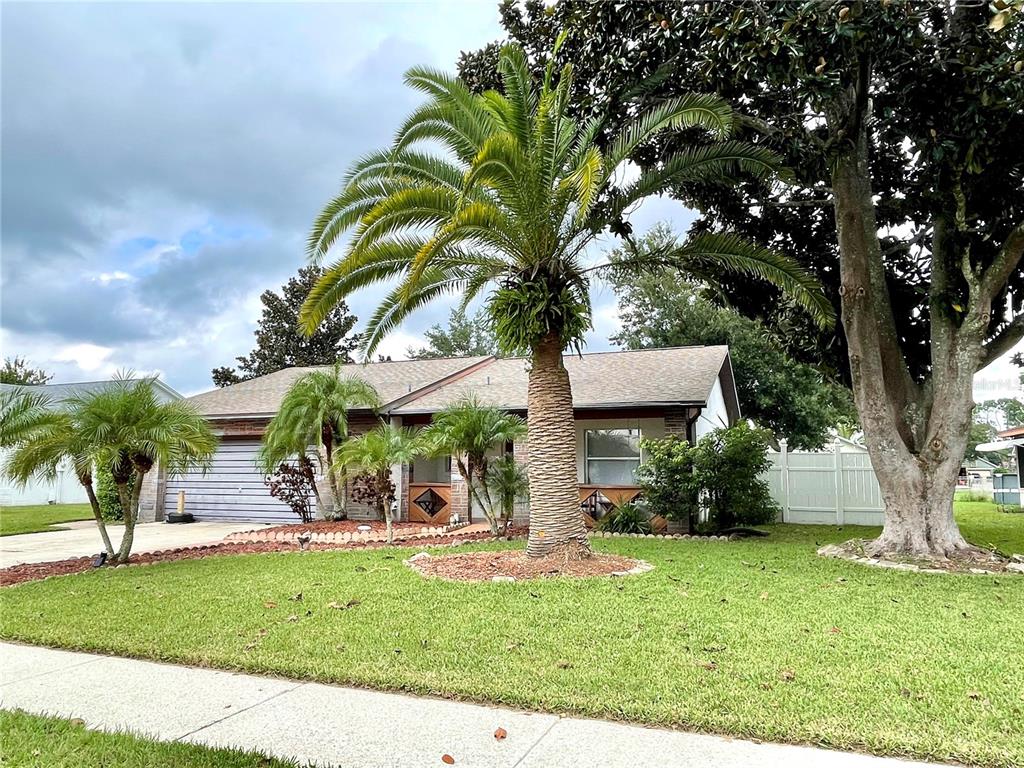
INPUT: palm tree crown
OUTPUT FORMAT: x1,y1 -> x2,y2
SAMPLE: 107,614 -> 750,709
301,41 -> 833,356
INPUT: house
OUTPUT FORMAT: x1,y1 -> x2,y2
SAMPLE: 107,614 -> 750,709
0,378 -> 182,507
958,456 -> 999,490
138,347 -> 740,526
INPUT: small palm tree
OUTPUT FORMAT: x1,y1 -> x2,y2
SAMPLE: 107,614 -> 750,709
1,389 -> 116,559
336,424 -> 424,544
259,364 -> 380,520
69,377 -> 218,562
486,455 -> 529,534
423,396 -> 526,535
302,41 -> 833,557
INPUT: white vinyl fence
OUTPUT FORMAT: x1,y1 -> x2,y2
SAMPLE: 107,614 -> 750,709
764,439 -> 885,526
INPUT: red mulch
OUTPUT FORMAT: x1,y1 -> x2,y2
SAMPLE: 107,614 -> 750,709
406,549 -> 645,582
0,529 -> 504,588
249,520 -> 423,536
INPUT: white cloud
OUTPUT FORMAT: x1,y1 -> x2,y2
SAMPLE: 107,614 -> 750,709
95,270 -> 132,284
52,342 -> 114,374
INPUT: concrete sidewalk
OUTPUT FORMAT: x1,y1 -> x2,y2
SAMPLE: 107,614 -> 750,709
0,521 -> 263,568
0,642 -> 946,768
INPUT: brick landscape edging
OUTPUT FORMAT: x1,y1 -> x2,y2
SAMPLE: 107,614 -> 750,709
224,521 -> 470,545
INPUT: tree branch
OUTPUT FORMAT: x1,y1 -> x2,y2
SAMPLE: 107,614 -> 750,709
981,313 -> 1024,370
980,220 -> 1024,301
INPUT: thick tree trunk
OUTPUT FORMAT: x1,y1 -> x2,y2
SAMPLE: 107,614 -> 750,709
82,477 -> 115,560
525,333 -> 589,558
829,73 -> 980,559
113,481 -> 134,563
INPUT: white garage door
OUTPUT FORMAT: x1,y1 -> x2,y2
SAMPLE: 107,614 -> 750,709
164,439 -> 310,524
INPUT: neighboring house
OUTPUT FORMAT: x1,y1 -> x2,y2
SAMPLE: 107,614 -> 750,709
0,379 -> 182,507
958,456 -> 999,489
139,347 -> 740,526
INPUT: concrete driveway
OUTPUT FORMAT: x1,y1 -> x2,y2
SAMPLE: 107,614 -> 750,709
0,521 -> 265,569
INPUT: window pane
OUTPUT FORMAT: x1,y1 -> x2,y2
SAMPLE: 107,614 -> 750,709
587,429 -> 640,459
586,459 -> 640,485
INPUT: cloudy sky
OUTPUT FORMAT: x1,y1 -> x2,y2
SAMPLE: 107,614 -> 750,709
1,2 -> 1018,400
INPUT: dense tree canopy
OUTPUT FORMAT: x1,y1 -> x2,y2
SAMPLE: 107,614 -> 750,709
459,1 -> 1024,382
212,266 -> 359,387
610,227 -> 856,451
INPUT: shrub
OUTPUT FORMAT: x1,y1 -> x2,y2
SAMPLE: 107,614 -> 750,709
955,489 -> 992,502
264,457 -> 317,523
690,423 -> 779,530
638,424 -> 779,533
595,503 -> 652,535
96,465 -> 131,522
635,436 -> 698,530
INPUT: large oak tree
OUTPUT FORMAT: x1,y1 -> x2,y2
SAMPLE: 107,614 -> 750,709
462,0 -> 1024,558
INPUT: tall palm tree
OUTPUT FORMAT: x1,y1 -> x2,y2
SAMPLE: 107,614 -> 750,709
301,41 -> 834,557
69,378 -> 218,562
423,396 -> 526,535
336,423 -> 425,544
258,364 -> 380,520
0,389 -> 116,559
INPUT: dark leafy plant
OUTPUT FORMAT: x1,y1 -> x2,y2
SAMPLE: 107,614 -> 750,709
635,436 -> 698,532
595,503 -> 652,535
95,465 -> 130,522
264,457 -> 317,524
690,424 -> 779,532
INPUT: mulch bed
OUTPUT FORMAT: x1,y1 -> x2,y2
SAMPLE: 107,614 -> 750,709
405,549 -> 650,582
0,529 -> 502,588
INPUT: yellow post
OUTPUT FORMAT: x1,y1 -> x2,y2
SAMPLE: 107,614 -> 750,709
177,490 -> 186,516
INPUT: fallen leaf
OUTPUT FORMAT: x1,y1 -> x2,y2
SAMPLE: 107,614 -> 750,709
244,642 -> 257,651
780,669 -> 796,682
494,727 -> 507,741
442,754 -> 455,764
263,601 -> 277,609
556,661 -> 573,669
759,591 -> 769,601
967,690 -> 983,700
287,614 -> 299,622
289,592 -> 303,602
70,718 -> 85,727
828,626 -> 842,634
900,688 -> 912,698
698,660 -> 718,671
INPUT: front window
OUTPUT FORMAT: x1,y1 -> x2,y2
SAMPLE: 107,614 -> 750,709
585,428 -> 641,485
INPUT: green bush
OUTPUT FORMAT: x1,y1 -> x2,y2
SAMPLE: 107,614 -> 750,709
595,503 -> 652,535
637,424 -> 779,533
95,466 -> 132,522
635,436 -> 698,529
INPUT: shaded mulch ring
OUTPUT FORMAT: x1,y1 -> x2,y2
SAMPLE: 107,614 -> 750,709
819,539 -> 1022,575
0,529 -> 502,588
405,549 -> 652,582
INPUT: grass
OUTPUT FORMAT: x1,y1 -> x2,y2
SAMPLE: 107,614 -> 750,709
0,504 -> 92,536
0,503 -> 1021,767
0,709 -> 295,767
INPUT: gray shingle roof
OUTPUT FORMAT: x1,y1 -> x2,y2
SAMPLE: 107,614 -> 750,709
390,346 -> 731,414
0,379 -> 181,405
184,347 -> 732,417
185,356 -> 492,417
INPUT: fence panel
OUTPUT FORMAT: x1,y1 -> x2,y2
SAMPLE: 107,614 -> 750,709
766,439 -> 885,526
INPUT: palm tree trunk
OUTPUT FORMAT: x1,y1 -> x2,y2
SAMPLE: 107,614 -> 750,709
82,477 -> 115,560
525,333 -> 589,558
115,470 -> 145,563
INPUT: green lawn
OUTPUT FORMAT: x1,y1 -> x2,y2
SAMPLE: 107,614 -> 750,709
1,503 -> 1021,767
0,504 -> 92,536
0,709 -> 294,767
